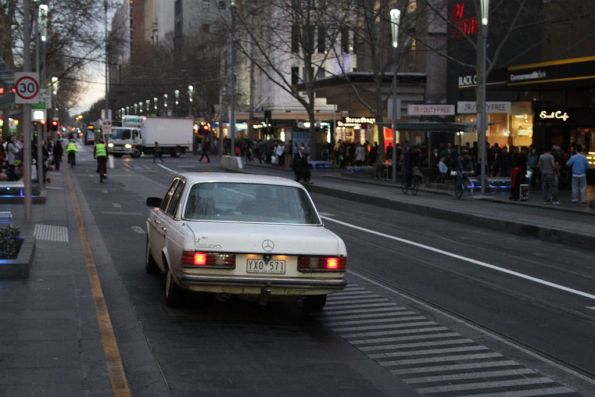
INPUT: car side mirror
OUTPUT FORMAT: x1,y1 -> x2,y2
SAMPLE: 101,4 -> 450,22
146,197 -> 162,207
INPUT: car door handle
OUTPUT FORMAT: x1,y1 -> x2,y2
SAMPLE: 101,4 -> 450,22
155,219 -> 161,225
161,227 -> 167,232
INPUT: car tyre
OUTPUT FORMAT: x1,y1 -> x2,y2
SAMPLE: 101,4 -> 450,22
303,295 -> 327,312
145,238 -> 159,274
164,266 -> 183,308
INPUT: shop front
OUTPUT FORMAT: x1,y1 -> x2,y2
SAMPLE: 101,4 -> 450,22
336,116 -> 376,144
506,55 -> 595,170
533,107 -> 595,169
454,101 -> 535,148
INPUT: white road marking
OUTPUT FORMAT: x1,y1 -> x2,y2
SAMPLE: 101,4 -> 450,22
368,345 -> 489,359
349,331 -> 457,344
403,367 -> 536,384
131,226 -> 145,234
112,203 -> 122,208
322,216 -> 595,302
380,352 -> 504,367
586,306 -> 595,311
359,338 -> 475,352
101,189 -> 108,194
157,163 -> 178,174
417,377 -> 555,394
391,360 -> 519,375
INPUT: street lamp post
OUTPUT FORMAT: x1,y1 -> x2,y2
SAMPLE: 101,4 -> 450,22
390,9 -> 401,184
229,0 -> 237,157
23,0 -> 33,221
477,0 -> 490,194
187,85 -> 194,117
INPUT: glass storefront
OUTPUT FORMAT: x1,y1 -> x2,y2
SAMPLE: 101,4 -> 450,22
455,101 -> 534,148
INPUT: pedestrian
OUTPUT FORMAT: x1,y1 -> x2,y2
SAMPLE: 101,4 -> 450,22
354,143 -> 366,166
437,157 -> 448,181
52,139 -> 64,171
292,144 -> 310,184
565,144 -> 589,204
199,138 -> 210,163
6,135 -> 19,180
94,139 -> 108,182
153,141 -> 163,163
66,139 -> 78,168
275,141 -> 285,167
537,146 -> 559,205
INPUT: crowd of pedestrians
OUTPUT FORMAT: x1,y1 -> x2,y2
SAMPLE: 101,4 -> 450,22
0,135 -> 66,183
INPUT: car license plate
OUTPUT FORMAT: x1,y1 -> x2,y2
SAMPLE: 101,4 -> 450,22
246,259 -> 286,274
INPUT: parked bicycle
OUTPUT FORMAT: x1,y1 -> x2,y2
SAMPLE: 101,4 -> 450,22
402,166 -> 424,195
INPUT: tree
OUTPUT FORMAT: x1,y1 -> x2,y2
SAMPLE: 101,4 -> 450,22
233,0 -> 351,159
2,0 -> 109,116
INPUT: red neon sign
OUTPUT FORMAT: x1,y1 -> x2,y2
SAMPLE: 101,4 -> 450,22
451,3 -> 478,39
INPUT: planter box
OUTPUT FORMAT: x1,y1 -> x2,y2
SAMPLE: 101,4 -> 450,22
0,235 -> 35,279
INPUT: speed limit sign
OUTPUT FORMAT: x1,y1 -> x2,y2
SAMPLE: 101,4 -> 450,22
14,72 -> 40,104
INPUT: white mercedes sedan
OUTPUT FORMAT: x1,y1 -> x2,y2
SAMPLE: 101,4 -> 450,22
145,172 -> 347,310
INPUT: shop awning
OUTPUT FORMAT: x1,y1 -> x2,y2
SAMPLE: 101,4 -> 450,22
390,121 -> 474,132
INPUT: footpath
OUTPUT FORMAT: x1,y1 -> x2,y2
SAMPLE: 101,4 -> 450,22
0,170 -> 115,396
1,155 -> 593,397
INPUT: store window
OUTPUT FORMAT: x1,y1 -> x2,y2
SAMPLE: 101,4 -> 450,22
509,102 -> 533,148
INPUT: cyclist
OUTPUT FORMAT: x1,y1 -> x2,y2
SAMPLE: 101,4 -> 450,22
66,139 -> 78,168
403,145 -> 421,189
455,149 -> 475,193
94,139 -> 108,183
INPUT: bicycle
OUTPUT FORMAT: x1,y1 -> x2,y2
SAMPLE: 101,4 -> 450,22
402,167 -> 423,195
97,156 -> 107,183
454,170 -> 473,199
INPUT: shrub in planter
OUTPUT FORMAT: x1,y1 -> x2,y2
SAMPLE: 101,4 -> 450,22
0,226 -> 23,259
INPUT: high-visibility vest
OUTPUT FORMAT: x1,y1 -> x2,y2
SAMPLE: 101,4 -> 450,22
66,142 -> 78,153
95,143 -> 107,158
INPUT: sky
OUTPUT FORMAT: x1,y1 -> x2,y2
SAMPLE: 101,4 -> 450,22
71,64 -> 106,116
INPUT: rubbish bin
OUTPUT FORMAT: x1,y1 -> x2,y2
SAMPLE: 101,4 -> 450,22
520,184 -> 529,201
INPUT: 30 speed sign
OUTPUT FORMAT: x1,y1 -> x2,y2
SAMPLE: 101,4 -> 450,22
15,72 -> 40,104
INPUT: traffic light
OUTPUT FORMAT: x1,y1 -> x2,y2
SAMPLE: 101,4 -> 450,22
49,119 -> 59,131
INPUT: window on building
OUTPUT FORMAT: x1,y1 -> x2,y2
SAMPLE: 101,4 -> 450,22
291,25 -> 299,53
304,25 -> 315,53
203,0 -> 210,10
317,25 -> 326,53
316,67 -> 325,80
291,67 -> 300,86
341,26 -> 350,53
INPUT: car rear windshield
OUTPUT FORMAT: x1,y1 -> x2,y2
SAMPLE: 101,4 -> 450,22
184,182 -> 321,225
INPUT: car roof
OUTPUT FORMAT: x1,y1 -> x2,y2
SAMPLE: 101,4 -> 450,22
177,172 -> 305,188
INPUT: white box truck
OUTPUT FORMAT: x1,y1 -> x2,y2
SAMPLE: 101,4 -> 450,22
108,116 -> 193,158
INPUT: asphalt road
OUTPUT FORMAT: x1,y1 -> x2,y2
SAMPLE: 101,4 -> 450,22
70,149 -> 595,396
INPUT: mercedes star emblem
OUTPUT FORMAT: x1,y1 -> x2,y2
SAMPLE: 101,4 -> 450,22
262,239 -> 274,252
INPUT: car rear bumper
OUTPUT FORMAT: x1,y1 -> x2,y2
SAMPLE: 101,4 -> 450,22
179,274 -> 347,293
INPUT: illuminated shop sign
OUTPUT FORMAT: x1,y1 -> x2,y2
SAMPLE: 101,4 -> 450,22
538,110 -> 570,122
337,117 -> 376,128
458,74 -> 477,88
508,57 -> 595,86
457,101 -> 511,114
509,70 -> 547,82
407,104 -> 455,116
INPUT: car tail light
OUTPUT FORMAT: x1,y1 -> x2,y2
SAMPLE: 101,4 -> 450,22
297,256 -> 346,272
182,251 -> 236,269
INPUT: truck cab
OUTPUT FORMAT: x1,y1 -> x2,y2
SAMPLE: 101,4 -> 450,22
108,115 -> 145,157
108,127 -> 142,157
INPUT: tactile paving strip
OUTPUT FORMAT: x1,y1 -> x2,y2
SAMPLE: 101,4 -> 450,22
33,224 -> 69,243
